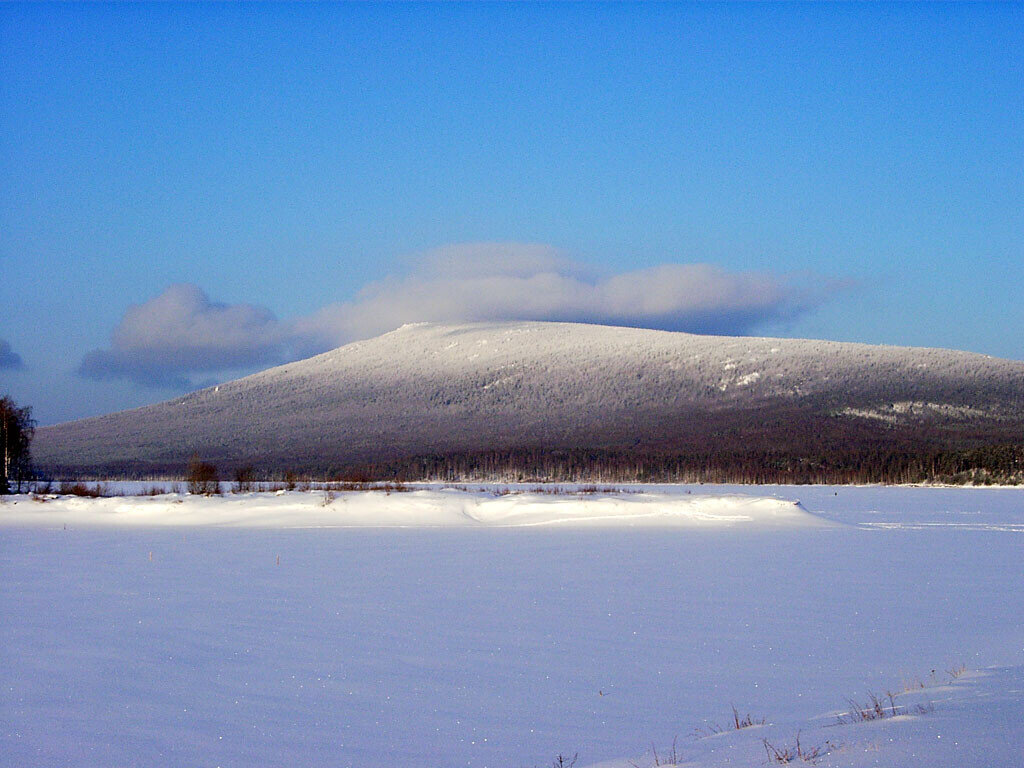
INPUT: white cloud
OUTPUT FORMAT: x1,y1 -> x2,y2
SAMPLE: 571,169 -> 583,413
78,284 -> 288,388
293,242 -> 823,348
77,243 -> 830,389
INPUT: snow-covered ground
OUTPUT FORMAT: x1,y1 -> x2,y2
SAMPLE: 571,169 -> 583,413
593,665 -> 1024,768
1,485 -> 1021,767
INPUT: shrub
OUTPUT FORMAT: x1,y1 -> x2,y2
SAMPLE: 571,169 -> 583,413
233,465 -> 256,493
187,455 -> 219,495
58,481 -> 109,498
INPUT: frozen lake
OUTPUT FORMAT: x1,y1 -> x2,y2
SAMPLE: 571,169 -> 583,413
2,485 -> 1022,767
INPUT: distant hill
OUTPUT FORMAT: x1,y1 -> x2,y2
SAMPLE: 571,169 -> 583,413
33,322 -> 1024,483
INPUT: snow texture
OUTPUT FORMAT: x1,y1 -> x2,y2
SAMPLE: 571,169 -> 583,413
596,666 -> 1024,768
1,485 -> 1021,767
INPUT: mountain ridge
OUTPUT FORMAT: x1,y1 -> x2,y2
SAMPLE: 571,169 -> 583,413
33,321 -> 1024,481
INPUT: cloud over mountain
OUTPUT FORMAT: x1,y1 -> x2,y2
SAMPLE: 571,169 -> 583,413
76,243 -> 830,388
294,242 -> 825,349
77,284 -> 288,388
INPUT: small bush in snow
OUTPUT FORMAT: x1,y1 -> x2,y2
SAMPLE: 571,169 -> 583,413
763,732 -> 833,764
58,481 -> 111,498
232,465 -> 256,493
837,691 -> 897,723
186,455 -> 219,496
732,705 -> 765,729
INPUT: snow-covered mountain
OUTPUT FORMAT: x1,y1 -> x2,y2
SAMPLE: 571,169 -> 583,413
34,321 -> 1024,477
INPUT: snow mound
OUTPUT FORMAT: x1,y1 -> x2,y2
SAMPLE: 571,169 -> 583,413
0,490 -> 828,529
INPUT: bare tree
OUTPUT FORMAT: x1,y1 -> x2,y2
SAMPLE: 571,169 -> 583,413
186,454 -> 220,495
1,395 -> 35,494
232,465 -> 256,493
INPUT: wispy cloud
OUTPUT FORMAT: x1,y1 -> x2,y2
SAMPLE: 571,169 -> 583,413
77,243 -> 833,389
0,339 -> 25,370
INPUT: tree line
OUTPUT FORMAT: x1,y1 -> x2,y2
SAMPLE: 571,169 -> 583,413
158,443 -> 1024,487
343,444 -> 1024,485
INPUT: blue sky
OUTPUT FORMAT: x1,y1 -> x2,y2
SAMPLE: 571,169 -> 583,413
1,2 -> 1021,425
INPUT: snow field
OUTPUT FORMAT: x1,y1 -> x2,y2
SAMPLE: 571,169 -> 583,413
1,486 -> 1021,767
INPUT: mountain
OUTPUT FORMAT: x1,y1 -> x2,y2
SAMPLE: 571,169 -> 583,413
33,321 -> 1024,482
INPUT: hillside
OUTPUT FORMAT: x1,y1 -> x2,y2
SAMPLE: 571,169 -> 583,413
33,321 -> 1024,481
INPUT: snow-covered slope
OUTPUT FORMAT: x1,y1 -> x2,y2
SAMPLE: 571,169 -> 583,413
33,321 -> 1024,474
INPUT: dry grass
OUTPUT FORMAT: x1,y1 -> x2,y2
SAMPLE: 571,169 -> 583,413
545,665 -> 956,768
898,674 -> 926,692
58,481 -> 114,498
835,678 -> 942,725
732,705 -> 766,730
263,480 -> 413,494
837,691 -> 897,723
55,480 -> 649,499
332,481 -> 410,494
947,663 -> 967,680
628,738 -> 680,767
692,705 -> 766,737
763,732 -> 834,764
492,484 -> 637,497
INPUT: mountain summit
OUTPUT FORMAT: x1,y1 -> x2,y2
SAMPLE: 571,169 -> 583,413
34,322 -> 1024,481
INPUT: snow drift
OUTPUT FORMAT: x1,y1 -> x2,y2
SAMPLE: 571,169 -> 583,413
0,489 -> 828,529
